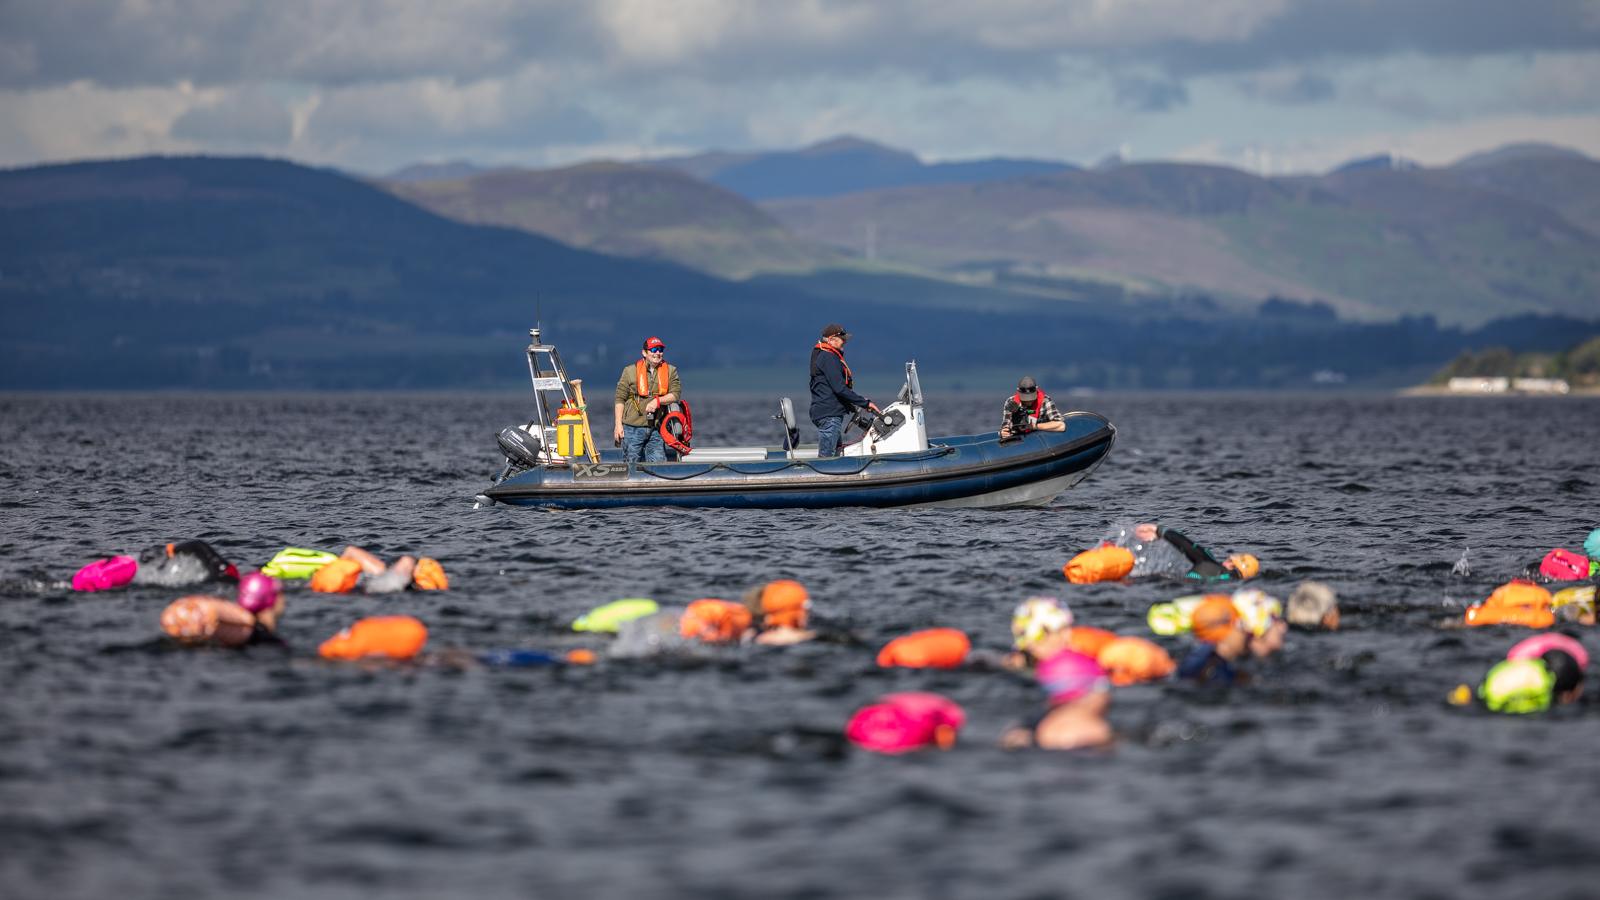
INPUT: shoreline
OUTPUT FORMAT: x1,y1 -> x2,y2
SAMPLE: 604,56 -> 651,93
1399,385 -> 1600,396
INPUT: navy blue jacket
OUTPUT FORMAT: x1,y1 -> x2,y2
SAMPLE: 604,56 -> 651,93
809,346 -> 870,421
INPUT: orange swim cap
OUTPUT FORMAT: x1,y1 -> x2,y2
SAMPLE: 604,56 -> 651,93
876,628 -> 971,668
1226,553 -> 1260,579
413,558 -> 449,591
759,580 -> 810,629
679,599 -> 754,643
310,558 -> 363,593
1190,596 -> 1241,643
318,615 -> 429,661
1096,636 -> 1176,686
1065,626 -> 1117,659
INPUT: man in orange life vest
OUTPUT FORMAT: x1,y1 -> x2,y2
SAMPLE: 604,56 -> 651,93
999,376 -> 1065,439
809,323 -> 879,457
614,336 -> 682,463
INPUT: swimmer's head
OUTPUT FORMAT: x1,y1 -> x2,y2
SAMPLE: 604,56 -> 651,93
1035,650 -> 1109,706
1540,649 -> 1584,701
1012,597 -> 1073,651
1225,553 -> 1260,579
1287,581 -> 1339,629
759,579 -> 810,629
1584,527 -> 1600,561
1190,596 -> 1241,644
236,572 -> 282,614
1231,589 -> 1284,638
1506,632 -> 1589,670
1478,658 -> 1554,714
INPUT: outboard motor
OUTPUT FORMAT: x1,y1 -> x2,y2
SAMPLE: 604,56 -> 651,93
497,425 -> 543,471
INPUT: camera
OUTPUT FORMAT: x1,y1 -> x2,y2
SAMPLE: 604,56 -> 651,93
1006,403 -> 1033,437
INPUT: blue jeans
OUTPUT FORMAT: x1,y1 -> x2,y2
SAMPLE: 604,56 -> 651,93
622,424 -> 665,463
814,415 -> 844,458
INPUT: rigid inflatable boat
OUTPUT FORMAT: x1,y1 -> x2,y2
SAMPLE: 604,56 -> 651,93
478,328 -> 1115,510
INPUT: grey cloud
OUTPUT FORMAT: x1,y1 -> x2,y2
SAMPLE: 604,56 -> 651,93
1113,75 -> 1188,112
1151,0 -> 1600,76
0,1 -> 597,89
304,86 -> 607,150
1237,71 -> 1335,104
3,0 -> 1597,93
171,91 -> 294,145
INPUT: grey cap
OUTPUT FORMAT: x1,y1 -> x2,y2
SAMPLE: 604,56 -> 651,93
1017,376 -> 1038,394
1286,581 -> 1338,628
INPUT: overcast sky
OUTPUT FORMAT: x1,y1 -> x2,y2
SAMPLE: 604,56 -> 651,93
2,0 -> 1598,175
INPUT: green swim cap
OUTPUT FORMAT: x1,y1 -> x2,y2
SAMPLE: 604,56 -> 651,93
1478,658 -> 1554,714
261,547 -> 339,579
573,598 -> 659,633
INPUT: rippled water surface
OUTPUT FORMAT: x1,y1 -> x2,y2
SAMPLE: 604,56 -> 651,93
3,391 -> 1599,899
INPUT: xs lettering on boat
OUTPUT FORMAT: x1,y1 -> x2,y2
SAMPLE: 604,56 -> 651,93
572,463 -> 629,479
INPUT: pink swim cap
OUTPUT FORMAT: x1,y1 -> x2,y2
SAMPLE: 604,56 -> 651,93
845,692 -> 965,754
1036,650 -> 1109,705
72,556 -> 138,592
1507,632 -> 1589,670
236,572 -> 281,613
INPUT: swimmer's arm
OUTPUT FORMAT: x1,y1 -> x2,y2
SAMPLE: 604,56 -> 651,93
1159,528 -> 1216,567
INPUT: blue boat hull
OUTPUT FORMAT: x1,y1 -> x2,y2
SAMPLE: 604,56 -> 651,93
484,412 -> 1116,510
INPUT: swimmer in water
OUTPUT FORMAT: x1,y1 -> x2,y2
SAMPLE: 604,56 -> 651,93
1003,597 -> 1117,670
160,571 -> 285,647
1232,589 -> 1287,659
1287,581 -> 1341,630
1176,596 -> 1251,685
741,579 -> 818,646
1125,523 -> 1258,581
137,539 -> 239,587
1001,650 -> 1113,750
1476,634 -> 1586,714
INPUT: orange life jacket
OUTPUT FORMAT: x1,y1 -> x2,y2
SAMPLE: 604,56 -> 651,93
634,360 -> 672,398
812,342 -> 853,388
1011,390 -> 1047,418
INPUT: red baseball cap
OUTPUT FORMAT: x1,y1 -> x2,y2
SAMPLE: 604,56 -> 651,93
643,336 -> 665,350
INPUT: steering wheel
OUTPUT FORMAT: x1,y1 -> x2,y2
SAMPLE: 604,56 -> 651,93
840,408 -> 878,447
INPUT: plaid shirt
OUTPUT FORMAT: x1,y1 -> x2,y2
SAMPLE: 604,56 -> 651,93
1000,393 -> 1063,430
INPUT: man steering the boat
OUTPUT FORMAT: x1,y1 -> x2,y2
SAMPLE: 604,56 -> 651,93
809,323 -> 879,457
614,336 -> 682,463
999,376 -> 1065,440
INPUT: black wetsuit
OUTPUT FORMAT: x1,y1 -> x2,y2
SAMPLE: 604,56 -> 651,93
1157,527 -> 1231,580
139,539 -> 239,584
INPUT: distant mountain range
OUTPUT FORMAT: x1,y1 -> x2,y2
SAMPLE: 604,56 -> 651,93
382,162 -> 842,279
5,151 -> 1599,390
649,135 -> 1076,200
378,136 -> 1600,326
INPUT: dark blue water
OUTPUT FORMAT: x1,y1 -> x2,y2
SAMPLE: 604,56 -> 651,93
3,391 -> 1599,899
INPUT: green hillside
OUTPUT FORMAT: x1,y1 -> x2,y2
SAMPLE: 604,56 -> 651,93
381,162 -> 842,278
762,160 -> 1600,324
